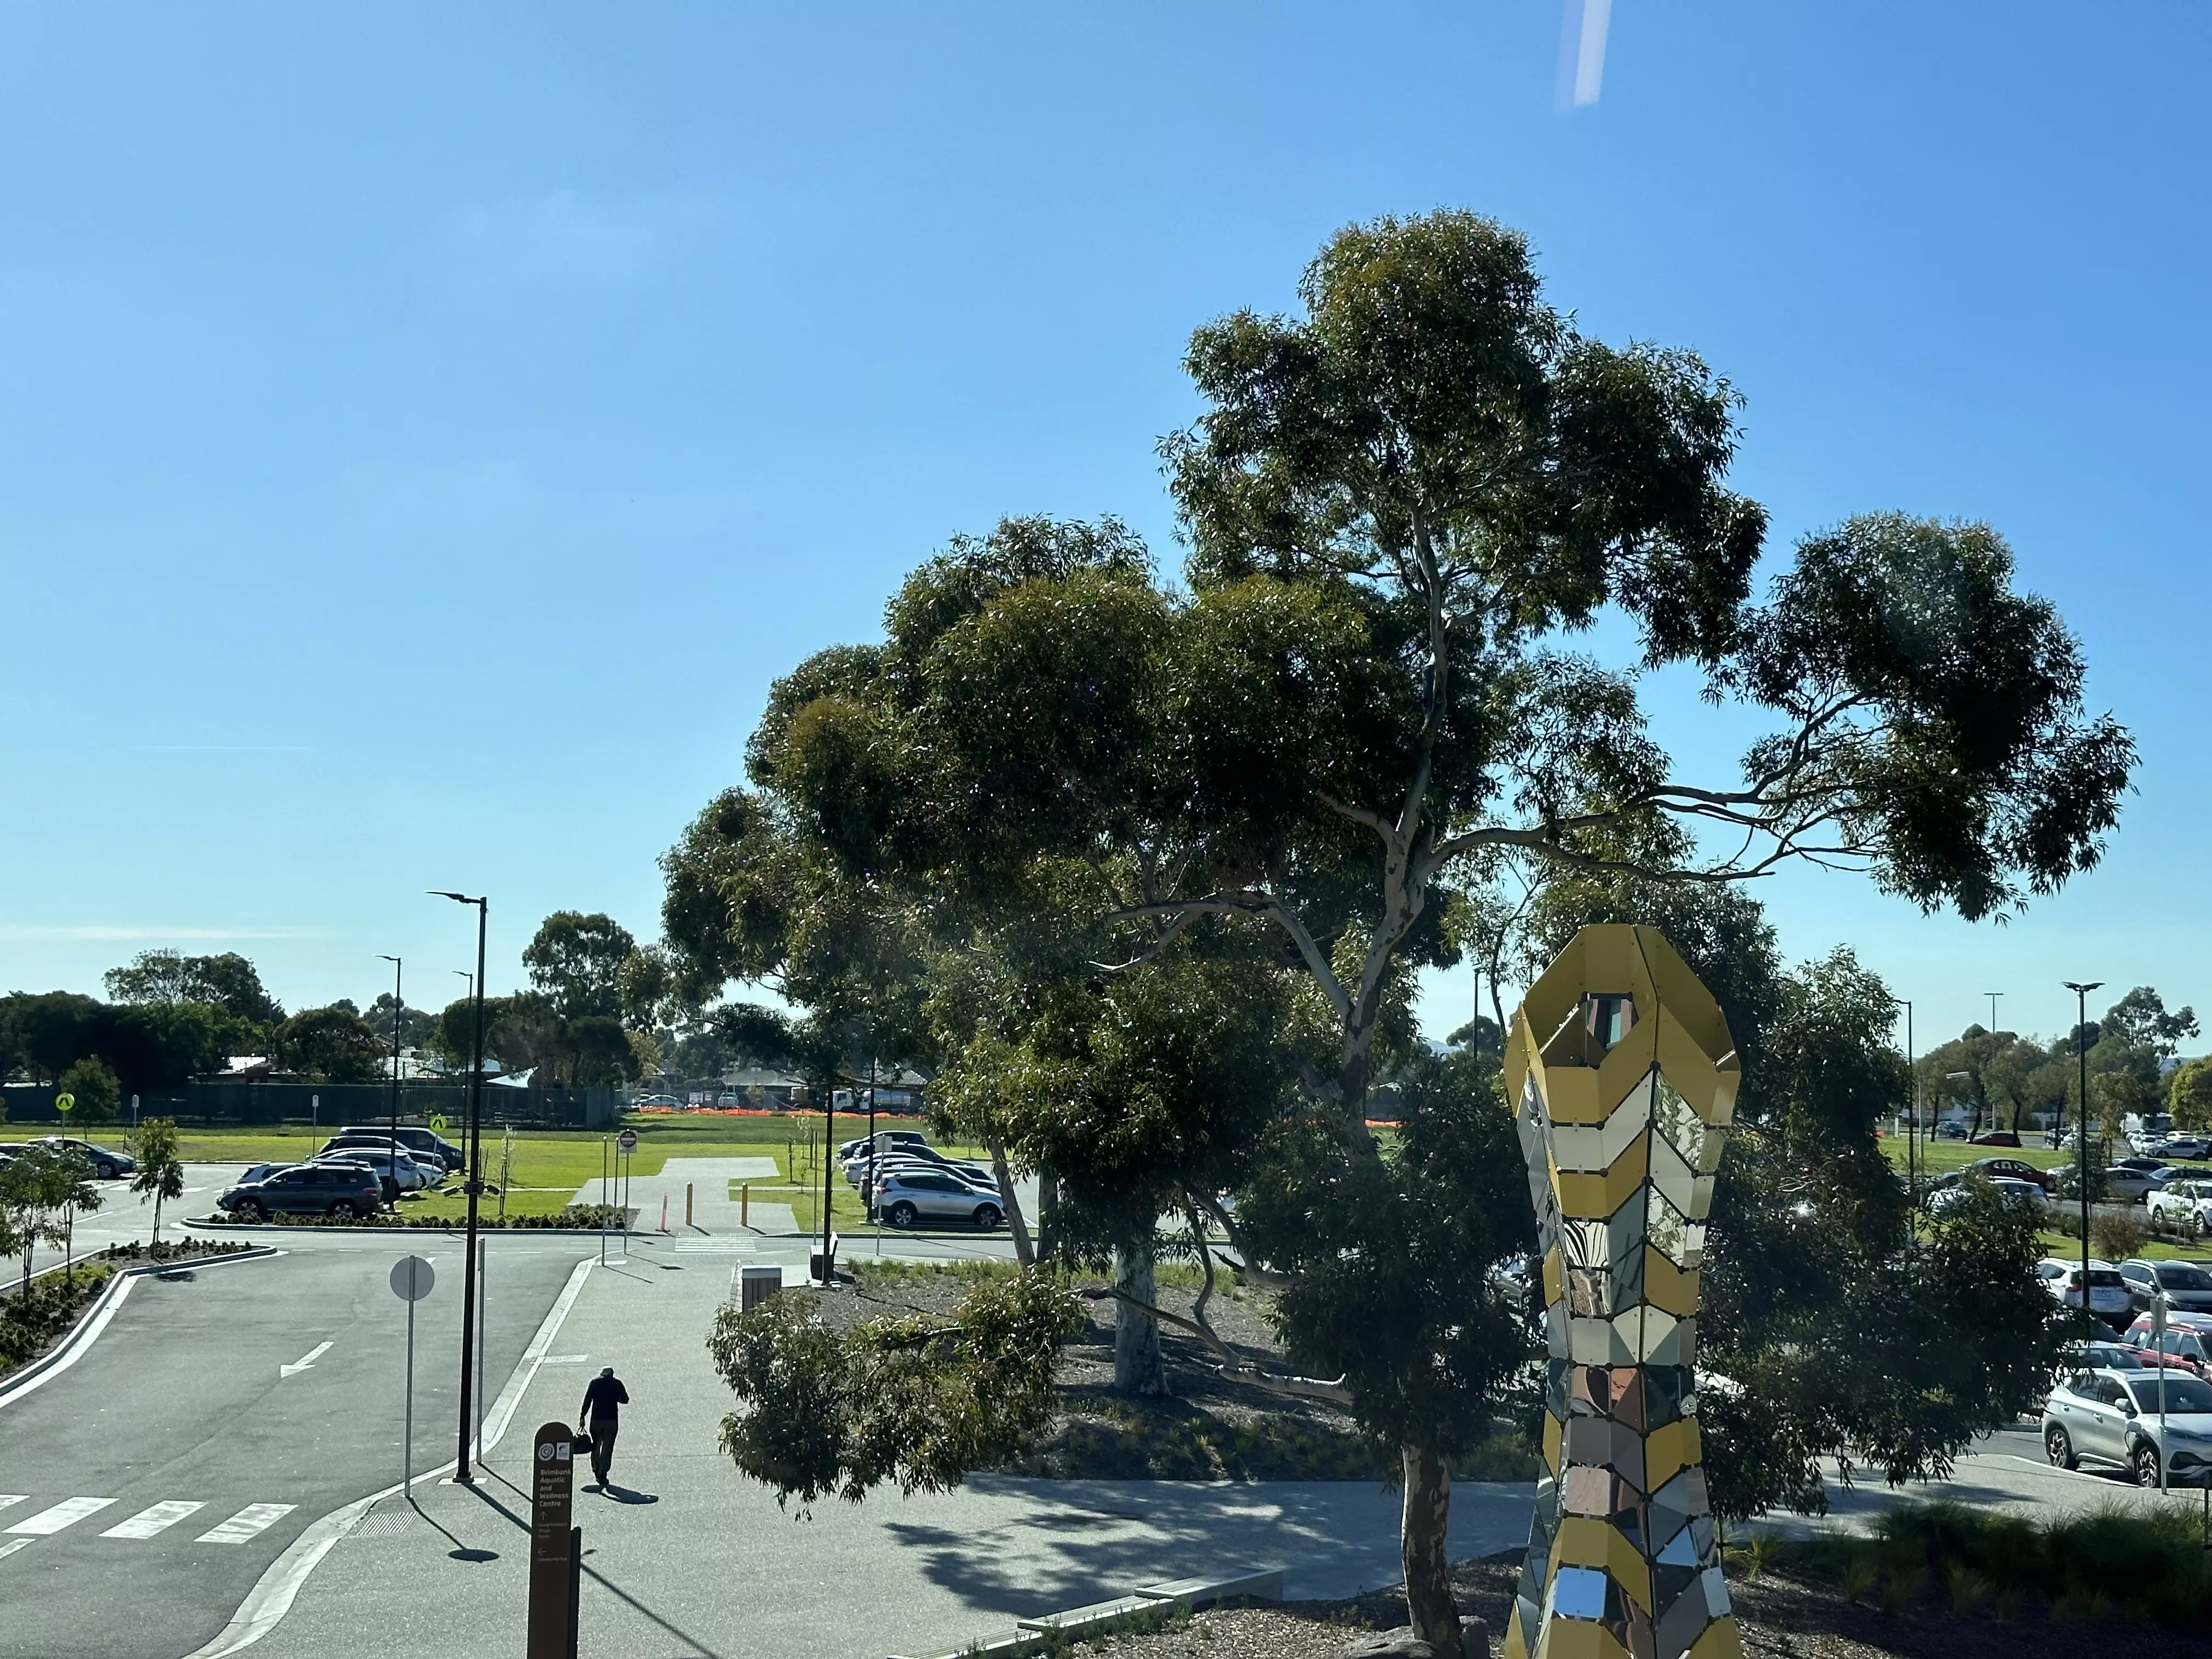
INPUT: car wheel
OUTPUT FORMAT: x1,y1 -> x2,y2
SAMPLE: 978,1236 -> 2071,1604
328,1200 -> 356,1220
973,1204 -> 1003,1230
2046,1424 -> 2078,1469
233,1199 -> 266,1223
2133,1441 -> 2163,1486
94,1160 -> 118,1180
886,1202 -> 918,1230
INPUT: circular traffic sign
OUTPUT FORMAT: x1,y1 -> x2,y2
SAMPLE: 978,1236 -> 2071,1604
616,1128 -> 638,1153
390,1255 -> 436,1302
54,1092 -> 75,1114
428,1114 -> 449,1134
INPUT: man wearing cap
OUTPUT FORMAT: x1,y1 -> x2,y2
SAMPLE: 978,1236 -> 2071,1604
579,1365 -> 630,1490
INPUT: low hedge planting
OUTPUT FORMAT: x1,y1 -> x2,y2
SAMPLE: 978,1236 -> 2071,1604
1780,1497 -> 2212,1625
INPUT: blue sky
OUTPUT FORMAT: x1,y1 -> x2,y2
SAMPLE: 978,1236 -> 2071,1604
1,4 -> 2204,1053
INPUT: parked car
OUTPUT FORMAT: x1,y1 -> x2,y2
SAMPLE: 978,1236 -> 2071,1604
2070,1339 -> 2155,1373
873,1169 -> 1007,1231
2147,1180 -> 2212,1238
633,1093 -> 681,1108
2044,1368 -> 2212,1485
2051,1163 -> 2160,1203
2118,1259 -> 2212,1316
2037,1257 -> 2135,1325
2116,1156 -> 2170,1174
335,1125 -> 463,1172
2154,1166 -> 2212,1189
844,1144 -> 994,1188
1969,1131 -> 2022,1147
1958,1156 -> 2053,1193
2122,1313 -> 2212,1375
23,1136 -> 136,1179
1936,1121 -> 1968,1140
838,1131 -> 926,1161
1928,1176 -> 2048,1218
217,1162 -> 385,1221
2155,1137 -> 2212,1163
309,1146 -> 433,1200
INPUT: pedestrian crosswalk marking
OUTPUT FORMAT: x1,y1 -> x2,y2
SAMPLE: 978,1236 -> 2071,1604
0,1498 -> 25,1519
100,1500 -> 206,1539
196,1503 -> 295,1543
0,1539 -> 30,1562
5,1497 -> 115,1534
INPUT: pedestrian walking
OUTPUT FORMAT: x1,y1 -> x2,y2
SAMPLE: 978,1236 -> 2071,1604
580,1364 -> 630,1489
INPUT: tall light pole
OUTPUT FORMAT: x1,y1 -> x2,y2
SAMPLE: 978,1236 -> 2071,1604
2065,981 -> 2103,1326
1889,997 -> 1915,1239
1986,991 -> 2004,1035
432,891 -> 490,1483
377,955 -> 403,1190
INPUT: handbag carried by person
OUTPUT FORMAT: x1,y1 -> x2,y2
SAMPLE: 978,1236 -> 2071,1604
573,1426 -> 595,1455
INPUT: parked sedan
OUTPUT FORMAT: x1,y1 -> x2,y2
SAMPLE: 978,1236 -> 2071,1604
839,1131 -> 926,1161
2155,1137 -> 2212,1163
24,1136 -> 136,1180
2119,1259 -> 2212,1316
2051,1164 -> 2161,1203
217,1162 -> 385,1220
1969,1131 -> 2023,1148
1928,1176 -> 2048,1218
2045,1368 -> 2212,1486
873,1169 -> 1006,1231
1960,1156 -> 2053,1192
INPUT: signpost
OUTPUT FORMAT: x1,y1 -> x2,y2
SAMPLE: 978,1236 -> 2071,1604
528,1421 -> 579,1659
391,1256 -> 436,1492
616,1128 -> 637,1257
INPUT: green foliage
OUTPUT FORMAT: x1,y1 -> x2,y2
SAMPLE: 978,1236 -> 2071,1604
2170,1056 -> 2212,1133
523,911 -> 637,1019
103,950 -> 284,1025
129,1118 -> 186,1237
57,1056 -> 120,1124
0,1143 -> 101,1297
274,1005 -> 385,1084
706,1271 -> 1082,1508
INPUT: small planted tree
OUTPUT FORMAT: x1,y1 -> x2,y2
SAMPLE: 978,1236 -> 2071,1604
57,1056 -> 121,1125
131,1118 -> 187,1240
1,1145 -> 99,1300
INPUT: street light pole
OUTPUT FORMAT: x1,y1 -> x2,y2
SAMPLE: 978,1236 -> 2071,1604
2066,980 -> 2104,1333
433,891 -> 490,1483
377,956 -> 403,1187
1890,997 -> 1915,1242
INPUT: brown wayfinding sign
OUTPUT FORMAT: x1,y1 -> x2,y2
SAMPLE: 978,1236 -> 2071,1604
527,1421 -> 578,1658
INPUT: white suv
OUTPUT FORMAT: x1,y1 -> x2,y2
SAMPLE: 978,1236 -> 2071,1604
2150,1181 -> 2212,1238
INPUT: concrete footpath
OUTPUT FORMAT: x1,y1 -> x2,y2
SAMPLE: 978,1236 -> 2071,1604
246,1249 -> 1530,1659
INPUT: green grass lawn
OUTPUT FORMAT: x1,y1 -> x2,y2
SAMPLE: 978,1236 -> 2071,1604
1880,1136 -> 2067,1175
36,1114 -> 990,1231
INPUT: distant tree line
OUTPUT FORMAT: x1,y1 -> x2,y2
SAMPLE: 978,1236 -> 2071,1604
1912,986 -> 2199,1137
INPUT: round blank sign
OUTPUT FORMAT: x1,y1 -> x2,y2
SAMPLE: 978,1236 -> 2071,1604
390,1255 -> 436,1302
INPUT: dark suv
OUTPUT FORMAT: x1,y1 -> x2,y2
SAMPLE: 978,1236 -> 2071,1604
335,1125 -> 462,1172
218,1162 -> 384,1221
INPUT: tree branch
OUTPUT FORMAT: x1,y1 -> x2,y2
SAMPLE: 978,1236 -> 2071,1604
1076,1286 -> 1353,1405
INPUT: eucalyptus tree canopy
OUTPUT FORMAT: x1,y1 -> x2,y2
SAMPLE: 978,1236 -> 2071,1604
677,209 -> 2128,1657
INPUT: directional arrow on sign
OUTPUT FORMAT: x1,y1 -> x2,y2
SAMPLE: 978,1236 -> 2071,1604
279,1341 -> 333,1378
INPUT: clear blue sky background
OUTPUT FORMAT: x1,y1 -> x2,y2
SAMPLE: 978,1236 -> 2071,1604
1,4 -> 2203,1052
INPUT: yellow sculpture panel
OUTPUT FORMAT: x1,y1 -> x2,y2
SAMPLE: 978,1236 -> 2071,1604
1500,926 -> 1741,1659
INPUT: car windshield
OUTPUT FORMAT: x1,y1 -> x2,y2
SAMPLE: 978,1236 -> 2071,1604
2086,1271 -> 2125,1286
2129,1377 -> 2212,1413
2158,1265 -> 2212,1289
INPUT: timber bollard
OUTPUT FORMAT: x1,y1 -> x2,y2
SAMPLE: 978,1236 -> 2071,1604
741,1184 -> 750,1227
686,1182 -> 693,1228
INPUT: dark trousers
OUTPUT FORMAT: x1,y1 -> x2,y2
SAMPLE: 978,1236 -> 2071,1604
589,1420 -> 618,1485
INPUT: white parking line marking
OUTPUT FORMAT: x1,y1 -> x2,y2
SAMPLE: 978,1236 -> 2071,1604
0,1539 -> 31,1562
197,1504 -> 295,1544
279,1342 -> 332,1378
101,1501 -> 207,1539
0,1498 -> 25,1518
5,1497 -> 116,1534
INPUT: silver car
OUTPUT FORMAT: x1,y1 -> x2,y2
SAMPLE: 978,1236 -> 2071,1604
2044,1367 -> 2212,1486
873,1169 -> 1006,1231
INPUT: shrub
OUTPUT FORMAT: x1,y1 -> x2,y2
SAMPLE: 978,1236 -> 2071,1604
2091,1210 -> 2147,1262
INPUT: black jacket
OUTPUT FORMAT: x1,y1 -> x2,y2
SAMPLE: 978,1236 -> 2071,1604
581,1374 -> 629,1426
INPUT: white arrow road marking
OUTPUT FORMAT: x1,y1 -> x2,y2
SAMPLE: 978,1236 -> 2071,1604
279,1342 -> 332,1378
6,1497 -> 115,1534
101,1500 -> 206,1538
198,1504 -> 295,1544
0,1538 -> 31,1562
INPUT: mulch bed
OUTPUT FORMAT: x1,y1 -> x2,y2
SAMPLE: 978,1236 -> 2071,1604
1063,1558 -> 2212,1659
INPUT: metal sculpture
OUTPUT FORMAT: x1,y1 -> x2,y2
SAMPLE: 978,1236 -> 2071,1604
1501,924 -> 1741,1659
